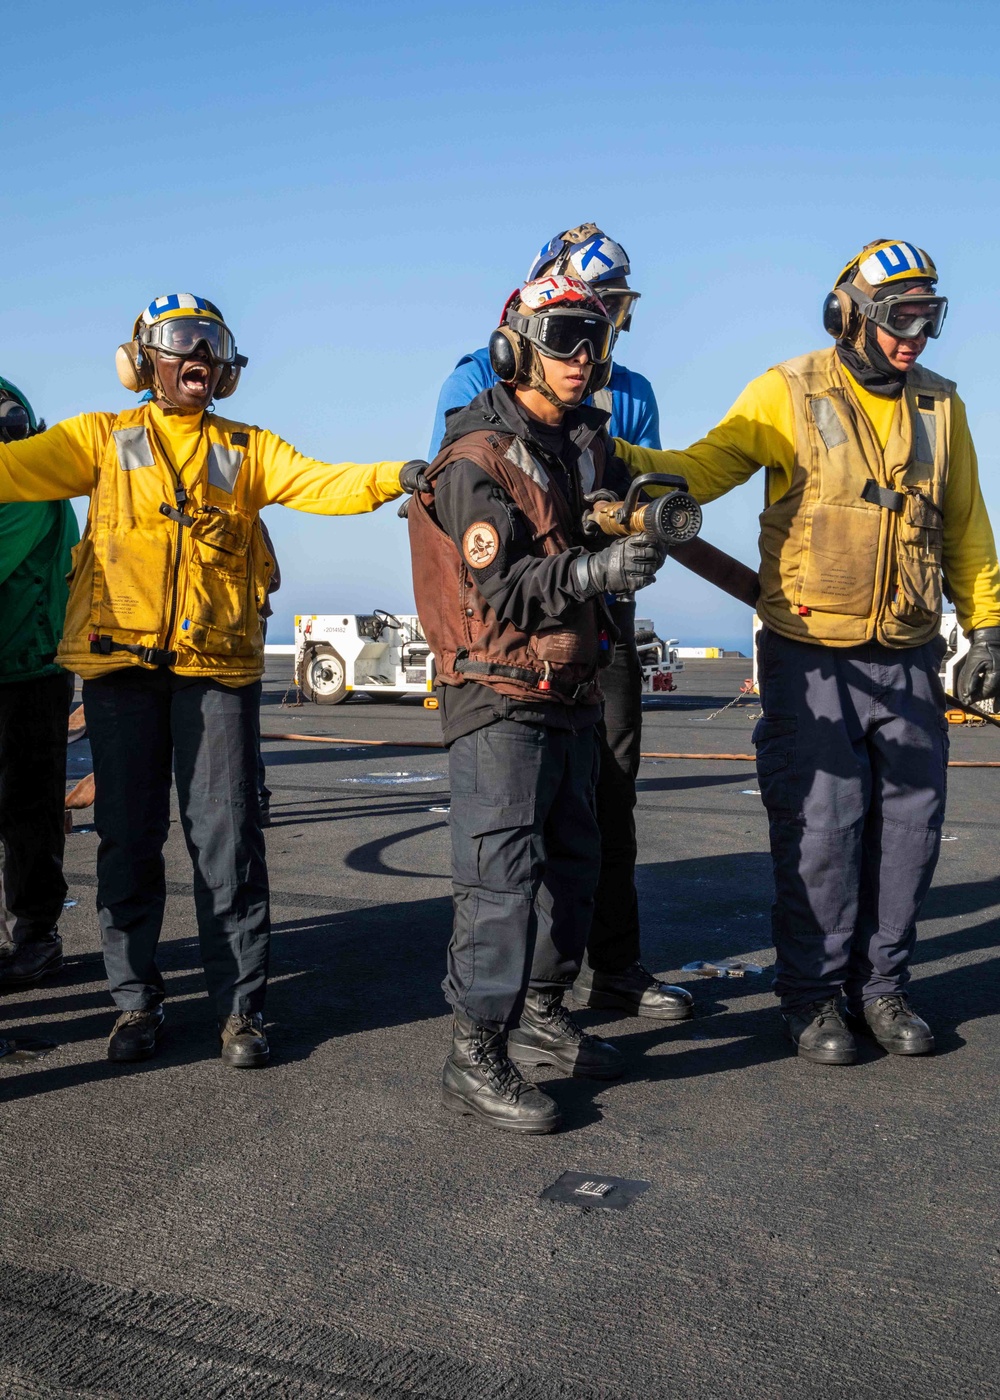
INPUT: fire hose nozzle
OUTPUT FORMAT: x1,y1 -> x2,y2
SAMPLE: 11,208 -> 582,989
583,473 -> 703,549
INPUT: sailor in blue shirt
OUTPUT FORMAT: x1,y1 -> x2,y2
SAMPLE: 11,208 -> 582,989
428,224 -> 692,1024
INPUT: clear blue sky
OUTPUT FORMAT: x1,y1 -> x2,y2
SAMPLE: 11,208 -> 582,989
3,0 -> 999,652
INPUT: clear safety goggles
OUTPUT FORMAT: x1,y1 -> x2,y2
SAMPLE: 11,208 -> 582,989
508,308 -> 616,363
0,397 -> 31,442
593,287 -> 641,332
850,286 -> 948,340
139,315 -> 238,363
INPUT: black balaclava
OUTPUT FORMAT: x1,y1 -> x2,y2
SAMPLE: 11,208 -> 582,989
836,276 -> 935,400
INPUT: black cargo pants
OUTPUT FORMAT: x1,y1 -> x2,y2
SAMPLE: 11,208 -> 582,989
445,718 -> 601,1031
83,668 -> 270,1017
0,671 -> 73,943
753,627 -> 948,1013
586,600 -> 644,972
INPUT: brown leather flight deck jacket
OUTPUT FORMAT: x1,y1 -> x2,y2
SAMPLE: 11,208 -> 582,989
408,394 -> 614,708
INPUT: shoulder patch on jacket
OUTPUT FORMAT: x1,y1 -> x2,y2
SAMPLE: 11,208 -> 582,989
207,444 -> 244,492
504,438 -> 549,492
113,426 -> 155,471
231,431 -> 250,447
462,521 -> 500,570
577,446 -> 597,495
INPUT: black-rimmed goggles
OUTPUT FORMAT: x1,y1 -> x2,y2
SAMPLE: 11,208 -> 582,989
0,396 -> 32,442
507,307 -> 616,363
847,285 -> 948,340
594,287 -> 641,332
139,315 -> 238,363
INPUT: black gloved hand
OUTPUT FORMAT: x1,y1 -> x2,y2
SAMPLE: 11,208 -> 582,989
399,460 -> 430,494
959,626 -> 1000,703
576,532 -> 666,597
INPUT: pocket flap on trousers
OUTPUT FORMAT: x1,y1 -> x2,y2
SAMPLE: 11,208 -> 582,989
457,797 -> 536,837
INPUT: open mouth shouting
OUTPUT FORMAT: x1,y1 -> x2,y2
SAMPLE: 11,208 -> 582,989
181,360 -> 211,394
152,347 -> 223,410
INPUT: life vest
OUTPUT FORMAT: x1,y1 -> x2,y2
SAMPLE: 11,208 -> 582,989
758,348 -> 953,648
58,406 -> 274,683
408,427 -> 607,706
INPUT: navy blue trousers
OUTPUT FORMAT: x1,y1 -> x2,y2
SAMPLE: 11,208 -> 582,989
753,628 -> 948,1013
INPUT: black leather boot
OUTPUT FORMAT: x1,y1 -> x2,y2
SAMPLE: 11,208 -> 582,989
107,1007 -> 164,1063
0,931 -> 63,990
442,1013 -> 561,1134
854,995 -> 934,1055
219,1012 -> 270,1068
509,989 -> 624,1079
783,998 -> 857,1065
573,960 -> 694,1021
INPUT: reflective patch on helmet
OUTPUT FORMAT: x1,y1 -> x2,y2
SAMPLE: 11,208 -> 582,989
142,293 -> 223,326
520,275 -> 596,310
914,412 -> 937,465
809,397 -> 848,450
567,235 -> 629,284
113,426 -> 155,471
858,242 -> 934,287
577,447 -> 597,495
462,521 -> 500,570
505,438 -> 549,491
207,444 -> 243,492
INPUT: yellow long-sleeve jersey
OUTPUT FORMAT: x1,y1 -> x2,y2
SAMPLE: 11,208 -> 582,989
0,403 -> 405,682
617,365 -> 1000,634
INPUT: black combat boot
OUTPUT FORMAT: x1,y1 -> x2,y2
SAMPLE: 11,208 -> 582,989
442,1013 -> 561,1134
853,995 -> 934,1056
783,998 -> 857,1065
0,931 -> 64,990
219,1012 -> 270,1068
509,989 -> 624,1079
573,960 -> 694,1021
107,1007 -> 165,1063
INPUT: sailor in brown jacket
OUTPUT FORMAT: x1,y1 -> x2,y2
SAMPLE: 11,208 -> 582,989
408,277 -> 666,1133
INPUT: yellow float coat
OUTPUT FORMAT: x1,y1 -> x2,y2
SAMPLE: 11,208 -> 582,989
0,403 -> 404,683
616,350 -> 1000,641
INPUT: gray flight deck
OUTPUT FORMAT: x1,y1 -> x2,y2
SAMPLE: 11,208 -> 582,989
1,657 -> 998,1399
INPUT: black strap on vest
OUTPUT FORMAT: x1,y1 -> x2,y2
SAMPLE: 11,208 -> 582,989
89,635 -> 177,667
861,479 -> 905,513
454,656 -> 593,699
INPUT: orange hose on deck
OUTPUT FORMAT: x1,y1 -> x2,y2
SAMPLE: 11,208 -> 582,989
263,733 -> 1000,768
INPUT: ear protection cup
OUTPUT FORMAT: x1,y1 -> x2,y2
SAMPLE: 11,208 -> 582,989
213,354 -> 247,399
488,327 -> 525,383
822,287 -> 856,340
115,341 -> 153,392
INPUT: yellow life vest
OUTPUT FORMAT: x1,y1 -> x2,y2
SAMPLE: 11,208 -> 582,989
758,348 -> 953,648
59,406 -> 274,683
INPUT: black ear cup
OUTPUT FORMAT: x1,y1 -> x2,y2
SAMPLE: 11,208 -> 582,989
213,353 -> 248,399
488,327 -> 523,382
822,288 -> 854,339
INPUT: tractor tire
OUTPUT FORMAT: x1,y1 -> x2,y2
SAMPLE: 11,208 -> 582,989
302,645 -> 348,705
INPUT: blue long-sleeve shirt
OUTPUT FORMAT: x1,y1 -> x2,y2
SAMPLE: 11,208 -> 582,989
428,346 -> 661,457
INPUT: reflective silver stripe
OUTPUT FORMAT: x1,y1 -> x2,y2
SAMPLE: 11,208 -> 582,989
809,396 -> 848,450
504,437 -> 549,491
591,388 -> 613,417
207,444 -> 244,492
577,446 -> 597,495
113,426 -> 155,471
914,411 -> 936,465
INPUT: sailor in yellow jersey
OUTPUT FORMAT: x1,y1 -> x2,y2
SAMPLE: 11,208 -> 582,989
0,293 -> 414,1068
617,242 -> 1000,1065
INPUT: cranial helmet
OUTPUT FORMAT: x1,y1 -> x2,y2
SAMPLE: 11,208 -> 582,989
527,223 -> 640,332
115,293 -> 248,402
822,240 -> 943,343
0,375 -> 38,442
488,275 -> 618,408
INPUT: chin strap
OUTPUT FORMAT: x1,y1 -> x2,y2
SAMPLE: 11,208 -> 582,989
524,344 -> 587,409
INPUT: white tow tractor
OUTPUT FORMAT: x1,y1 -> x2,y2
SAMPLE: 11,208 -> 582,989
294,611 -> 683,705
295,611 -> 433,705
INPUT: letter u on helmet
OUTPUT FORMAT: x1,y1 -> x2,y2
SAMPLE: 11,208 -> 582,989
115,293 -> 248,399
822,240 -> 947,342
488,275 -> 618,396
